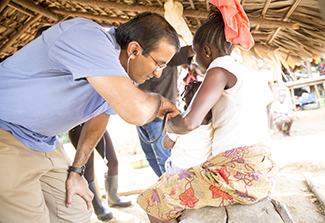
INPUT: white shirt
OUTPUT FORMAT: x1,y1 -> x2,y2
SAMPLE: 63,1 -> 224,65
165,122 -> 213,175
207,56 -> 271,156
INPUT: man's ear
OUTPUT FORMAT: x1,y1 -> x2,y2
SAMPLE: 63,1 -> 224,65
127,41 -> 141,58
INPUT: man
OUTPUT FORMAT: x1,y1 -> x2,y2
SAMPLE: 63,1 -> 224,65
270,90 -> 294,136
0,12 -> 180,223
137,46 -> 194,177
255,57 -> 275,134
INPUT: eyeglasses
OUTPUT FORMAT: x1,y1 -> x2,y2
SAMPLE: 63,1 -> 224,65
141,46 -> 167,71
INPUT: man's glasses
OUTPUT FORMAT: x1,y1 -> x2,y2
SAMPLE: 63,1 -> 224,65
141,46 -> 167,71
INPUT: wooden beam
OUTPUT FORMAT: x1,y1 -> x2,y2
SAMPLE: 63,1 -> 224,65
189,0 -> 196,10
65,0 -> 165,15
206,0 -> 210,11
51,8 -> 129,23
0,0 -> 10,13
254,43 -> 278,52
268,0 -> 302,44
0,14 -> 42,54
249,16 -> 299,29
252,33 -> 269,40
255,0 -> 272,31
8,2 -> 34,17
11,0 -> 59,21
62,0 -> 306,30
65,0 -> 211,18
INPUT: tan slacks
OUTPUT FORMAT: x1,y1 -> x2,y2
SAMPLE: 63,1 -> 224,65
0,127 -> 92,223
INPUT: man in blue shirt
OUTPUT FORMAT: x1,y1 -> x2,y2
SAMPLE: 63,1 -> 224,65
0,12 -> 180,223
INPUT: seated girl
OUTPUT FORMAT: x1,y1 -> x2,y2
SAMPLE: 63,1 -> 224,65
137,4 -> 276,223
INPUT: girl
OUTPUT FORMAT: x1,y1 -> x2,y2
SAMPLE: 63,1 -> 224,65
137,7 -> 276,223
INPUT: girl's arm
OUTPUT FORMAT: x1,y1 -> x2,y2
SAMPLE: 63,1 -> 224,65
166,67 -> 236,134
162,134 -> 175,149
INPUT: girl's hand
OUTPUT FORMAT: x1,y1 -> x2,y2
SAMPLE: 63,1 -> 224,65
157,95 -> 181,120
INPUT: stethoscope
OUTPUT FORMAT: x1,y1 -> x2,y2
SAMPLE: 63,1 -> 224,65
136,111 -> 170,144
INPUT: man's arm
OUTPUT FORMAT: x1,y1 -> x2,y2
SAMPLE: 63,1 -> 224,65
87,76 -> 180,126
66,113 -> 109,209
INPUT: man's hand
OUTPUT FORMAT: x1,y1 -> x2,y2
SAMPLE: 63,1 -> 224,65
66,172 -> 94,210
157,95 -> 181,120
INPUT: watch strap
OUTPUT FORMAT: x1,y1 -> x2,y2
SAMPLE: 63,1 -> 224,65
68,165 -> 86,176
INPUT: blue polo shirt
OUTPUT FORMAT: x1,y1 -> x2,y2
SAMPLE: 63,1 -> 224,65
0,18 -> 127,152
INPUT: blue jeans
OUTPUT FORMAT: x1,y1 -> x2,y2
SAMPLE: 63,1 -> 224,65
137,121 -> 171,177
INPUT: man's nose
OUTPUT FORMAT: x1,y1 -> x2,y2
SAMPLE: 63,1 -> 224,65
153,69 -> 163,78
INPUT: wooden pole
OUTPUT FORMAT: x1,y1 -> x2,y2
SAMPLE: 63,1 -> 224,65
51,8 -> 128,23
11,0 -> 59,21
254,0 -> 272,31
0,14 -> 42,54
268,0 -> 302,44
65,0 -> 165,15
249,17 -> 299,29
0,0 -> 10,13
62,0 -> 301,30
8,2 -> 35,17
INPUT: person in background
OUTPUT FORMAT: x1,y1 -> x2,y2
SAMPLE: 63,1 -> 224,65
255,57 -> 275,135
270,90 -> 294,137
180,62 -> 204,91
69,124 -> 131,221
137,7 -> 276,223
0,12 -> 180,223
137,46 -> 194,177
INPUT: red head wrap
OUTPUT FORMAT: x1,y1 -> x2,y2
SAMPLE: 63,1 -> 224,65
210,0 -> 254,50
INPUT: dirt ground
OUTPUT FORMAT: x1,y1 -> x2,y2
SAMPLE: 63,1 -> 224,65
64,107 -> 325,223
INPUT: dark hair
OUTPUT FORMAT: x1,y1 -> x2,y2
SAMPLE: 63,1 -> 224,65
115,12 -> 180,55
182,81 -> 212,122
35,26 -> 51,39
193,9 -> 234,56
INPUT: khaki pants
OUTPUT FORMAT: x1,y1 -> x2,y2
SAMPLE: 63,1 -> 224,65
0,128 -> 92,223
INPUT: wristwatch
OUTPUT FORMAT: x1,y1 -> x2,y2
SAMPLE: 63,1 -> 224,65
68,165 -> 86,176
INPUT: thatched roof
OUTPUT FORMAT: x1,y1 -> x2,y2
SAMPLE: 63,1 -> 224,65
1,0 -> 325,67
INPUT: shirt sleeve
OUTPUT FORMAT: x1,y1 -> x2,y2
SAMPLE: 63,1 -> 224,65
167,46 -> 192,67
48,20 -> 127,80
166,132 -> 179,142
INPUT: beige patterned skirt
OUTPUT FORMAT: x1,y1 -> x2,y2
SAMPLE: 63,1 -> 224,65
136,143 -> 277,221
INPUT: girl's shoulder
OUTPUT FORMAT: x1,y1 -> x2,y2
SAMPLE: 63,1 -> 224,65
208,55 -> 242,71
207,55 -> 247,80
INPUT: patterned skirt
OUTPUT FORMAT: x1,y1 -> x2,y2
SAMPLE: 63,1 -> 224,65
136,143 -> 277,221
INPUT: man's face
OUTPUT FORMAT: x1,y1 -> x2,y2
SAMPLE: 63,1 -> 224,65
129,39 -> 176,84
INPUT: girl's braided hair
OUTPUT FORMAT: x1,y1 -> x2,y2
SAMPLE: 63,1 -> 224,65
182,81 -> 212,122
193,9 -> 234,56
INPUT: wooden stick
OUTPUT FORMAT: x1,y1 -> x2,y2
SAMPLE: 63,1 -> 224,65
8,2 -> 34,17
252,33 -> 269,40
102,189 -> 143,198
0,0 -> 10,14
0,14 -> 42,54
11,0 -> 59,21
268,0 -> 302,44
249,16 -> 299,29
51,8 -> 128,24
254,0 -> 272,31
